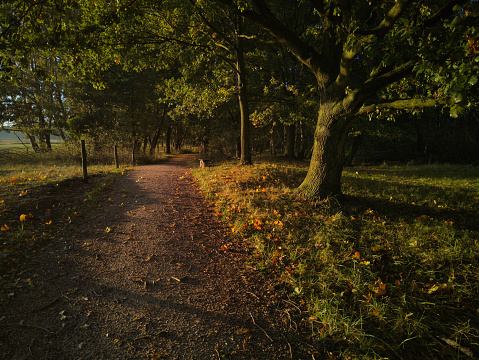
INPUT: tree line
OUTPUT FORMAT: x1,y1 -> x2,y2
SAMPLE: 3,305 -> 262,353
1,0 -> 478,199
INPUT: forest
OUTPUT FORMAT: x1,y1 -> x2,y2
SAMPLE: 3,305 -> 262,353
1,2 -> 479,359
1,0 -> 478,200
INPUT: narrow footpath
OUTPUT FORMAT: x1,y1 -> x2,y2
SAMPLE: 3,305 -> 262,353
1,155 -> 313,360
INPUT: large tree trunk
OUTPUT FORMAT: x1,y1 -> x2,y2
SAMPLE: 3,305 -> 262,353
298,101 -> 352,199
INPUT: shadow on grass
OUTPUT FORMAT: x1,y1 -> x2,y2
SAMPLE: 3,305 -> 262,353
342,176 -> 479,232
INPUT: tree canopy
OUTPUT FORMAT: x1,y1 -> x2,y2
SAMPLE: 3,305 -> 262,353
1,0 -> 478,197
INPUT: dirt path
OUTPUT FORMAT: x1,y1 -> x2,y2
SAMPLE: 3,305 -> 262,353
1,155 -> 312,360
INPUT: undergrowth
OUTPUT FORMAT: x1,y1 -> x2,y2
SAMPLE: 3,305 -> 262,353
192,158 -> 479,360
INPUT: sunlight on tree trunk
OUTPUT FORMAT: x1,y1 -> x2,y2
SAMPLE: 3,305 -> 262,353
298,102 -> 351,200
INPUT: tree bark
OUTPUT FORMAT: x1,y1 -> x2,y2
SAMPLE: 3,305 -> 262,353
45,132 -> 52,151
236,17 -> 252,165
297,101 -> 352,199
27,134 -> 40,153
344,132 -> 363,167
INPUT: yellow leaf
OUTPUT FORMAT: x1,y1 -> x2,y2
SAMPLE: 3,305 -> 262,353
105,227 -> 111,233
45,220 -> 52,225
1,224 -> 10,231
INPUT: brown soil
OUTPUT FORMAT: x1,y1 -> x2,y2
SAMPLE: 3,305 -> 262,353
0,155 -> 318,360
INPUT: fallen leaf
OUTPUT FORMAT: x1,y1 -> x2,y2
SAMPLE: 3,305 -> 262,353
370,278 -> 387,296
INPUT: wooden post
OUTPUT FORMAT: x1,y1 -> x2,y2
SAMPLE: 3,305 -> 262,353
81,140 -> 88,181
114,145 -> 119,168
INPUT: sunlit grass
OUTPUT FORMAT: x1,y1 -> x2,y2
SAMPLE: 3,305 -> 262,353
192,159 -> 479,359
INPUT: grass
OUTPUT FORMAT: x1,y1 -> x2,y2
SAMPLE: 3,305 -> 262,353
0,139 -> 63,149
192,157 -> 479,359
0,145 -> 132,281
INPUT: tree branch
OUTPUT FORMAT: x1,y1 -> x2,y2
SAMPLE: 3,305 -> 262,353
356,98 -> 441,116
331,0 -> 410,96
355,59 -> 417,102
240,0 -> 330,86
189,0 -> 236,50
356,0 -> 411,37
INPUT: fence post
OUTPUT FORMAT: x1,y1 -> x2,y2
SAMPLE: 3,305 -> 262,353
114,144 -> 119,168
81,140 -> 88,181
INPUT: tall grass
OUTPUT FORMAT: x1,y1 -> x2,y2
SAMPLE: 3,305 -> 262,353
192,158 -> 479,359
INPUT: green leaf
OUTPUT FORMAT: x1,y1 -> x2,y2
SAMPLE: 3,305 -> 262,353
468,75 -> 478,86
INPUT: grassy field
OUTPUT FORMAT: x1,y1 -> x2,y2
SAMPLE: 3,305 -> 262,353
0,138 -> 63,149
0,146 -> 131,279
192,157 -> 479,359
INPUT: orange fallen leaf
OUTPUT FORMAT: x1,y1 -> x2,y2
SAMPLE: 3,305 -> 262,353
370,278 -> 387,296
1,224 -> 10,231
